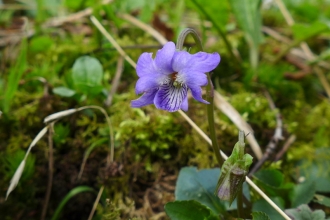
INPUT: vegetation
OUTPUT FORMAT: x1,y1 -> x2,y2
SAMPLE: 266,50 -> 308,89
0,0 -> 330,219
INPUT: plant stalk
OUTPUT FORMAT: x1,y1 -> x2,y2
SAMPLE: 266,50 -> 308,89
176,28 -> 224,166
237,185 -> 244,218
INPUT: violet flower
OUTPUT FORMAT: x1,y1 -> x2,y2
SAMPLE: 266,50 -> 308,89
131,42 -> 220,112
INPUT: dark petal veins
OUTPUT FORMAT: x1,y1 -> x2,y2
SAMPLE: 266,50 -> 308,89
154,83 -> 188,112
131,89 -> 158,108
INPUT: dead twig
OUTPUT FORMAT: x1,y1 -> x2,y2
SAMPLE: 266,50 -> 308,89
275,0 -> 330,98
274,134 -> 296,161
105,56 -> 124,107
214,91 -> 263,160
87,186 -> 104,220
118,13 -> 167,45
41,123 -> 55,220
0,0 -> 113,47
249,90 -> 283,176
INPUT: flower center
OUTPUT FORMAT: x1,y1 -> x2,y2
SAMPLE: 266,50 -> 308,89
170,72 -> 178,81
170,72 -> 182,88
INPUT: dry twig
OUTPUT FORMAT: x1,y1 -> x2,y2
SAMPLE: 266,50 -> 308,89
41,123 -> 55,220
105,56 -> 124,107
275,134 -> 296,161
274,0 -> 330,98
249,91 -> 283,175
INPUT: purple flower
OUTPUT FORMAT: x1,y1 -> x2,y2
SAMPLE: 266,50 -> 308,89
131,42 -> 220,112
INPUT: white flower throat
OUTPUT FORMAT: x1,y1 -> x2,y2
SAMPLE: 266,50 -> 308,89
170,72 -> 184,88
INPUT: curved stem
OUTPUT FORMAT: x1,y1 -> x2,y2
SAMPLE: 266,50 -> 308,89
191,0 -> 241,67
176,28 -> 224,166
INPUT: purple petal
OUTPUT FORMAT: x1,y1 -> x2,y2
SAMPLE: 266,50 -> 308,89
187,52 -> 220,73
154,42 -> 176,74
180,95 -> 188,111
172,51 -> 191,72
135,74 -> 165,94
136,53 -> 158,77
154,84 -> 188,112
190,85 -> 209,104
131,89 -> 157,108
179,71 -> 208,87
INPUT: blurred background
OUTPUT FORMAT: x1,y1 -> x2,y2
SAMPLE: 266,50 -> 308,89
0,0 -> 330,219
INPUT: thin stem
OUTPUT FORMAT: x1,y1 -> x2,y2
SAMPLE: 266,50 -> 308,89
77,106 -> 114,166
41,123 -> 55,220
237,186 -> 243,218
91,21 -> 291,220
87,186 -> 105,220
191,0 -> 241,67
176,28 -> 224,166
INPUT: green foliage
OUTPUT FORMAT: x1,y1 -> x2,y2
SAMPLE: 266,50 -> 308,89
251,211 -> 271,220
51,186 -> 95,220
285,204 -> 326,220
72,55 -> 104,95
314,194 -> 330,208
291,180 -> 316,208
175,167 -> 225,215
1,0 -> 330,218
2,150 -> 35,182
2,39 -> 27,113
165,200 -> 218,220
291,21 -> 329,41
114,106 -> 182,161
29,35 -> 54,54
253,169 -> 293,198
293,148 -> 330,193
252,197 -> 285,220
229,92 -> 276,128
229,0 -> 263,69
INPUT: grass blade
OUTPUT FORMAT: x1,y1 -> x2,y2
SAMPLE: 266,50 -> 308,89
51,186 -> 94,220
230,0 -> 263,69
3,38 -> 27,113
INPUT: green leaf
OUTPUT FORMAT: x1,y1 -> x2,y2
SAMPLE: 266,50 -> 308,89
285,204 -> 326,220
253,197 -> 285,220
291,180 -> 316,208
229,0 -> 263,69
314,194 -> 330,208
29,36 -> 53,54
53,87 -> 76,97
254,169 -> 283,188
175,167 -> 225,214
292,22 -> 329,41
253,169 -> 293,197
72,56 -> 103,95
251,211 -> 271,220
51,186 -> 94,220
165,200 -> 218,220
187,0 -> 229,28
294,148 -> 330,193
3,38 -> 27,113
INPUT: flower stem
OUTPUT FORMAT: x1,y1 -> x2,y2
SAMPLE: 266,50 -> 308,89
176,28 -> 224,167
190,0 -> 241,68
237,185 -> 243,218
